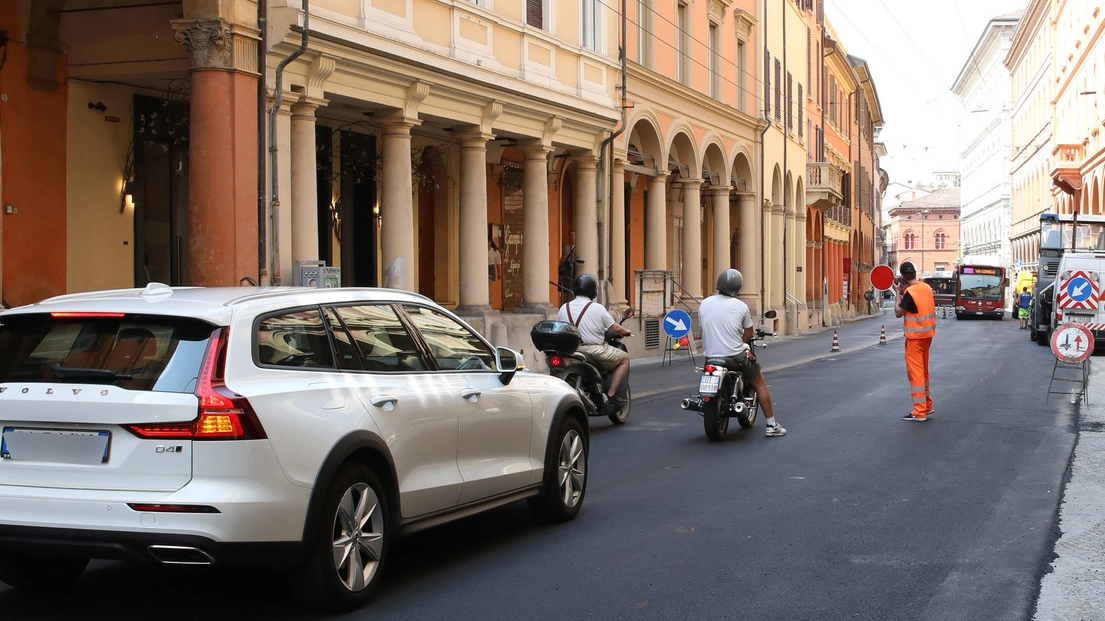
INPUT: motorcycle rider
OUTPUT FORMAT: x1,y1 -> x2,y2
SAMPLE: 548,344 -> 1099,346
698,269 -> 786,437
557,273 -> 632,418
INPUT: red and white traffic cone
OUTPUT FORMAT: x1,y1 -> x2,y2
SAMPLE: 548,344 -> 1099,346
830,329 -> 841,352
878,325 -> 887,345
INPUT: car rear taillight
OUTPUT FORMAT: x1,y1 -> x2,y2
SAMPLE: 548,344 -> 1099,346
548,354 -> 563,367
126,327 -> 267,441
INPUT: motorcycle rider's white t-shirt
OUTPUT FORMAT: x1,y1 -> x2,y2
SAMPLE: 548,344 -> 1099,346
557,295 -> 614,345
698,293 -> 753,358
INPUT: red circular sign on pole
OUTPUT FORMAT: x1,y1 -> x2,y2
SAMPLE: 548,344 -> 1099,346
870,265 -> 895,291
1050,322 -> 1094,364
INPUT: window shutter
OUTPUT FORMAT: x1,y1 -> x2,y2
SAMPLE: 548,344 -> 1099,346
527,0 -> 543,28
764,51 -> 771,118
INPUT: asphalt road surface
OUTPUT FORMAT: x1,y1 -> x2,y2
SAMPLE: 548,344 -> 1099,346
0,311 -> 1083,620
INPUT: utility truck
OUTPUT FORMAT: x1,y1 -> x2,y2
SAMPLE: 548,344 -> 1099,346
1030,213 -> 1105,345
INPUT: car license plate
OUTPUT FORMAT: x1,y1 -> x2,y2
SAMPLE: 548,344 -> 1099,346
1,427 -> 111,464
699,375 -> 720,395
1066,314 -> 1091,324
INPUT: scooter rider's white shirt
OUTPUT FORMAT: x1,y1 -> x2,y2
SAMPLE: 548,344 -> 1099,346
557,295 -> 614,345
699,293 -> 753,358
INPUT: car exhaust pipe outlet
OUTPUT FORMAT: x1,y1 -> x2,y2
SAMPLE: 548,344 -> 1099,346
147,545 -> 215,565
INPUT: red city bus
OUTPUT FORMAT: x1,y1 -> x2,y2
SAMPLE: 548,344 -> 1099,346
955,265 -> 1006,319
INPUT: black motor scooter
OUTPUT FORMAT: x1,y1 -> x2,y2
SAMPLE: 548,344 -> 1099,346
530,309 -> 633,425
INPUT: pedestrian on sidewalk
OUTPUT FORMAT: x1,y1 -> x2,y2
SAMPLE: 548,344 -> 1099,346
894,261 -> 935,422
1017,286 -> 1032,329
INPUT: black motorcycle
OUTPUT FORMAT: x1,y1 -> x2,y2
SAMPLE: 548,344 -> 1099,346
680,309 -> 777,441
530,310 -> 633,425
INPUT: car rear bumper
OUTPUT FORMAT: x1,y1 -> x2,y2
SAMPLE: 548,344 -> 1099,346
0,523 -> 304,567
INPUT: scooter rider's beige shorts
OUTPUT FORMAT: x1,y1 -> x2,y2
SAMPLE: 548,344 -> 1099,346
577,344 -> 626,372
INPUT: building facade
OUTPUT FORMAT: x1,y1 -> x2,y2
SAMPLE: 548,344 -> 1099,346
953,12 -> 1019,272
0,0 -> 889,357
1004,0 -> 1053,273
887,188 -> 961,279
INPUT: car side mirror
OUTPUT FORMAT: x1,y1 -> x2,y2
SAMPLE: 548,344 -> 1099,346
495,347 -> 520,384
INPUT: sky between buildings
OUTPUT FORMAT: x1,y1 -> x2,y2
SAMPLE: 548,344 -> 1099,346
824,0 -> 1029,188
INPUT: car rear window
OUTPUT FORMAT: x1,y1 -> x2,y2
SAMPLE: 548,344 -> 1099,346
0,313 -> 216,393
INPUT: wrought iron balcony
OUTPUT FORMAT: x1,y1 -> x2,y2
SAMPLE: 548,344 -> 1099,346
806,162 -> 843,211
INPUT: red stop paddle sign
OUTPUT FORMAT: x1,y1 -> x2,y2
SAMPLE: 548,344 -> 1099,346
871,265 -> 895,290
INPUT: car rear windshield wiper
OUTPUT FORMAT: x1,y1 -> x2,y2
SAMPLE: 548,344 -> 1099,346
50,363 -> 133,384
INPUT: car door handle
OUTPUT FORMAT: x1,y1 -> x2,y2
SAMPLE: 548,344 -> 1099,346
369,395 -> 398,411
460,388 -> 481,402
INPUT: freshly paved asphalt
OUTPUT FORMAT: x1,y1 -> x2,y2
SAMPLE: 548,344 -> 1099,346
1,303 -> 1101,620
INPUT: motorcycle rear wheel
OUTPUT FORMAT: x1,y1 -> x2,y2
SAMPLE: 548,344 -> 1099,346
702,375 -> 732,442
736,383 -> 758,429
607,383 -> 630,425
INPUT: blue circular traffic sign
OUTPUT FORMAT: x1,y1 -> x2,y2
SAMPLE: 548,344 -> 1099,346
1066,276 -> 1093,302
663,309 -> 691,338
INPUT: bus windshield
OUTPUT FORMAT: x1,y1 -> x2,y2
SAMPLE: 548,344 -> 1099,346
958,272 -> 1003,301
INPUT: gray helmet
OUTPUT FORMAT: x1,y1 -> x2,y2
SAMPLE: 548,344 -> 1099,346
575,273 -> 599,299
716,269 -> 743,297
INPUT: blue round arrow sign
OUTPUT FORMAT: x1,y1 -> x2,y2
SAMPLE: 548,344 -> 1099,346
663,309 -> 691,338
1066,276 -> 1093,302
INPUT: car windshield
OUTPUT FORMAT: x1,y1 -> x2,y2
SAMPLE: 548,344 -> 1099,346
0,313 -> 216,392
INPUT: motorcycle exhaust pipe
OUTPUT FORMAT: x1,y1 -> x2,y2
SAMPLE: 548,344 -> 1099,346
681,398 -> 704,412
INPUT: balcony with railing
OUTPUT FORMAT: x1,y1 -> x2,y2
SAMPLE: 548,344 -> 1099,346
1050,143 -> 1085,195
806,162 -> 843,211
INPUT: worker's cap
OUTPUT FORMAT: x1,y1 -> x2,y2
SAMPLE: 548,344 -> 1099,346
899,262 -> 917,278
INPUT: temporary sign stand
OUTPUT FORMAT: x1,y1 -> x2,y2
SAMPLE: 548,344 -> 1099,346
661,309 -> 696,367
1046,323 -> 1093,404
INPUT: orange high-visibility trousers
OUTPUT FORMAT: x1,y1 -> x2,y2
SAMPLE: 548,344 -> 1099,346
905,337 -> 932,418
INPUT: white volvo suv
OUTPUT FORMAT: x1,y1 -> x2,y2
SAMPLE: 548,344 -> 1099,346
0,284 -> 588,611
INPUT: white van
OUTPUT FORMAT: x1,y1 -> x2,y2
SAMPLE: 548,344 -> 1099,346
1050,251 -> 1105,348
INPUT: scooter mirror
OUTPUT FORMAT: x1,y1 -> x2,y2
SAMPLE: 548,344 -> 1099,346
763,309 -> 778,320
622,307 -> 634,320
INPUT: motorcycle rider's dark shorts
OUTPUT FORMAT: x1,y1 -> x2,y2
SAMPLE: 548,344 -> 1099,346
721,354 -> 761,380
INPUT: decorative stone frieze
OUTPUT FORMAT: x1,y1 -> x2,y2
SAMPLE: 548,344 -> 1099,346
708,0 -> 731,26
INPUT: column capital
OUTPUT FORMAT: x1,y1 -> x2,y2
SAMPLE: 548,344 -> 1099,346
172,19 -> 259,73
653,170 -> 670,182
571,154 -> 600,169
267,91 -> 295,115
457,127 -> 495,148
709,185 -> 732,197
291,95 -> 327,118
519,139 -> 554,159
679,178 -> 704,190
377,110 -> 422,134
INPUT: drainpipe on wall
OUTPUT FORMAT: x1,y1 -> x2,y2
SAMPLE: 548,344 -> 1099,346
256,0 -> 268,284
759,0 -> 769,312
781,2 -> 788,326
596,0 -> 629,304
268,0 -> 309,285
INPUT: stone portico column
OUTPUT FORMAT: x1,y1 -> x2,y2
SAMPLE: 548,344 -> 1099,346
379,114 -> 421,291
521,143 -> 553,310
457,129 -> 493,311
291,97 -> 323,264
681,178 -> 702,298
738,193 -> 759,312
646,171 -> 669,269
267,93 -> 293,284
572,155 -> 600,280
172,18 -> 259,285
609,159 -> 627,303
711,187 -> 732,279
795,211 -> 808,303
785,205 -> 797,302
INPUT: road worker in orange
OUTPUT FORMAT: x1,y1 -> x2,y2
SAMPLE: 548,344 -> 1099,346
894,261 -> 936,421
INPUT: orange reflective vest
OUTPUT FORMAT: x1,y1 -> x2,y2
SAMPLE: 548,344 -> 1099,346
903,281 -> 936,339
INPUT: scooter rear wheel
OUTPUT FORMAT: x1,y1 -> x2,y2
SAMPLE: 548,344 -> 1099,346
607,384 -> 630,425
702,376 -> 732,442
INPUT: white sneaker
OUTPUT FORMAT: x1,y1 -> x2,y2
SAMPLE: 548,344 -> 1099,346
766,423 -> 787,437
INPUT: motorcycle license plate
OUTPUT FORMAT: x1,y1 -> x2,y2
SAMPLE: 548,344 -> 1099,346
699,375 -> 720,395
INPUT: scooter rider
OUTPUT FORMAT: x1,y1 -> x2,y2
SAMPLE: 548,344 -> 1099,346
557,274 -> 632,418
698,269 -> 786,437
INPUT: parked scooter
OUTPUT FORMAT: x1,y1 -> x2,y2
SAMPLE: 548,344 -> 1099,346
680,309 -> 777,441
530,309 -> 633,425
